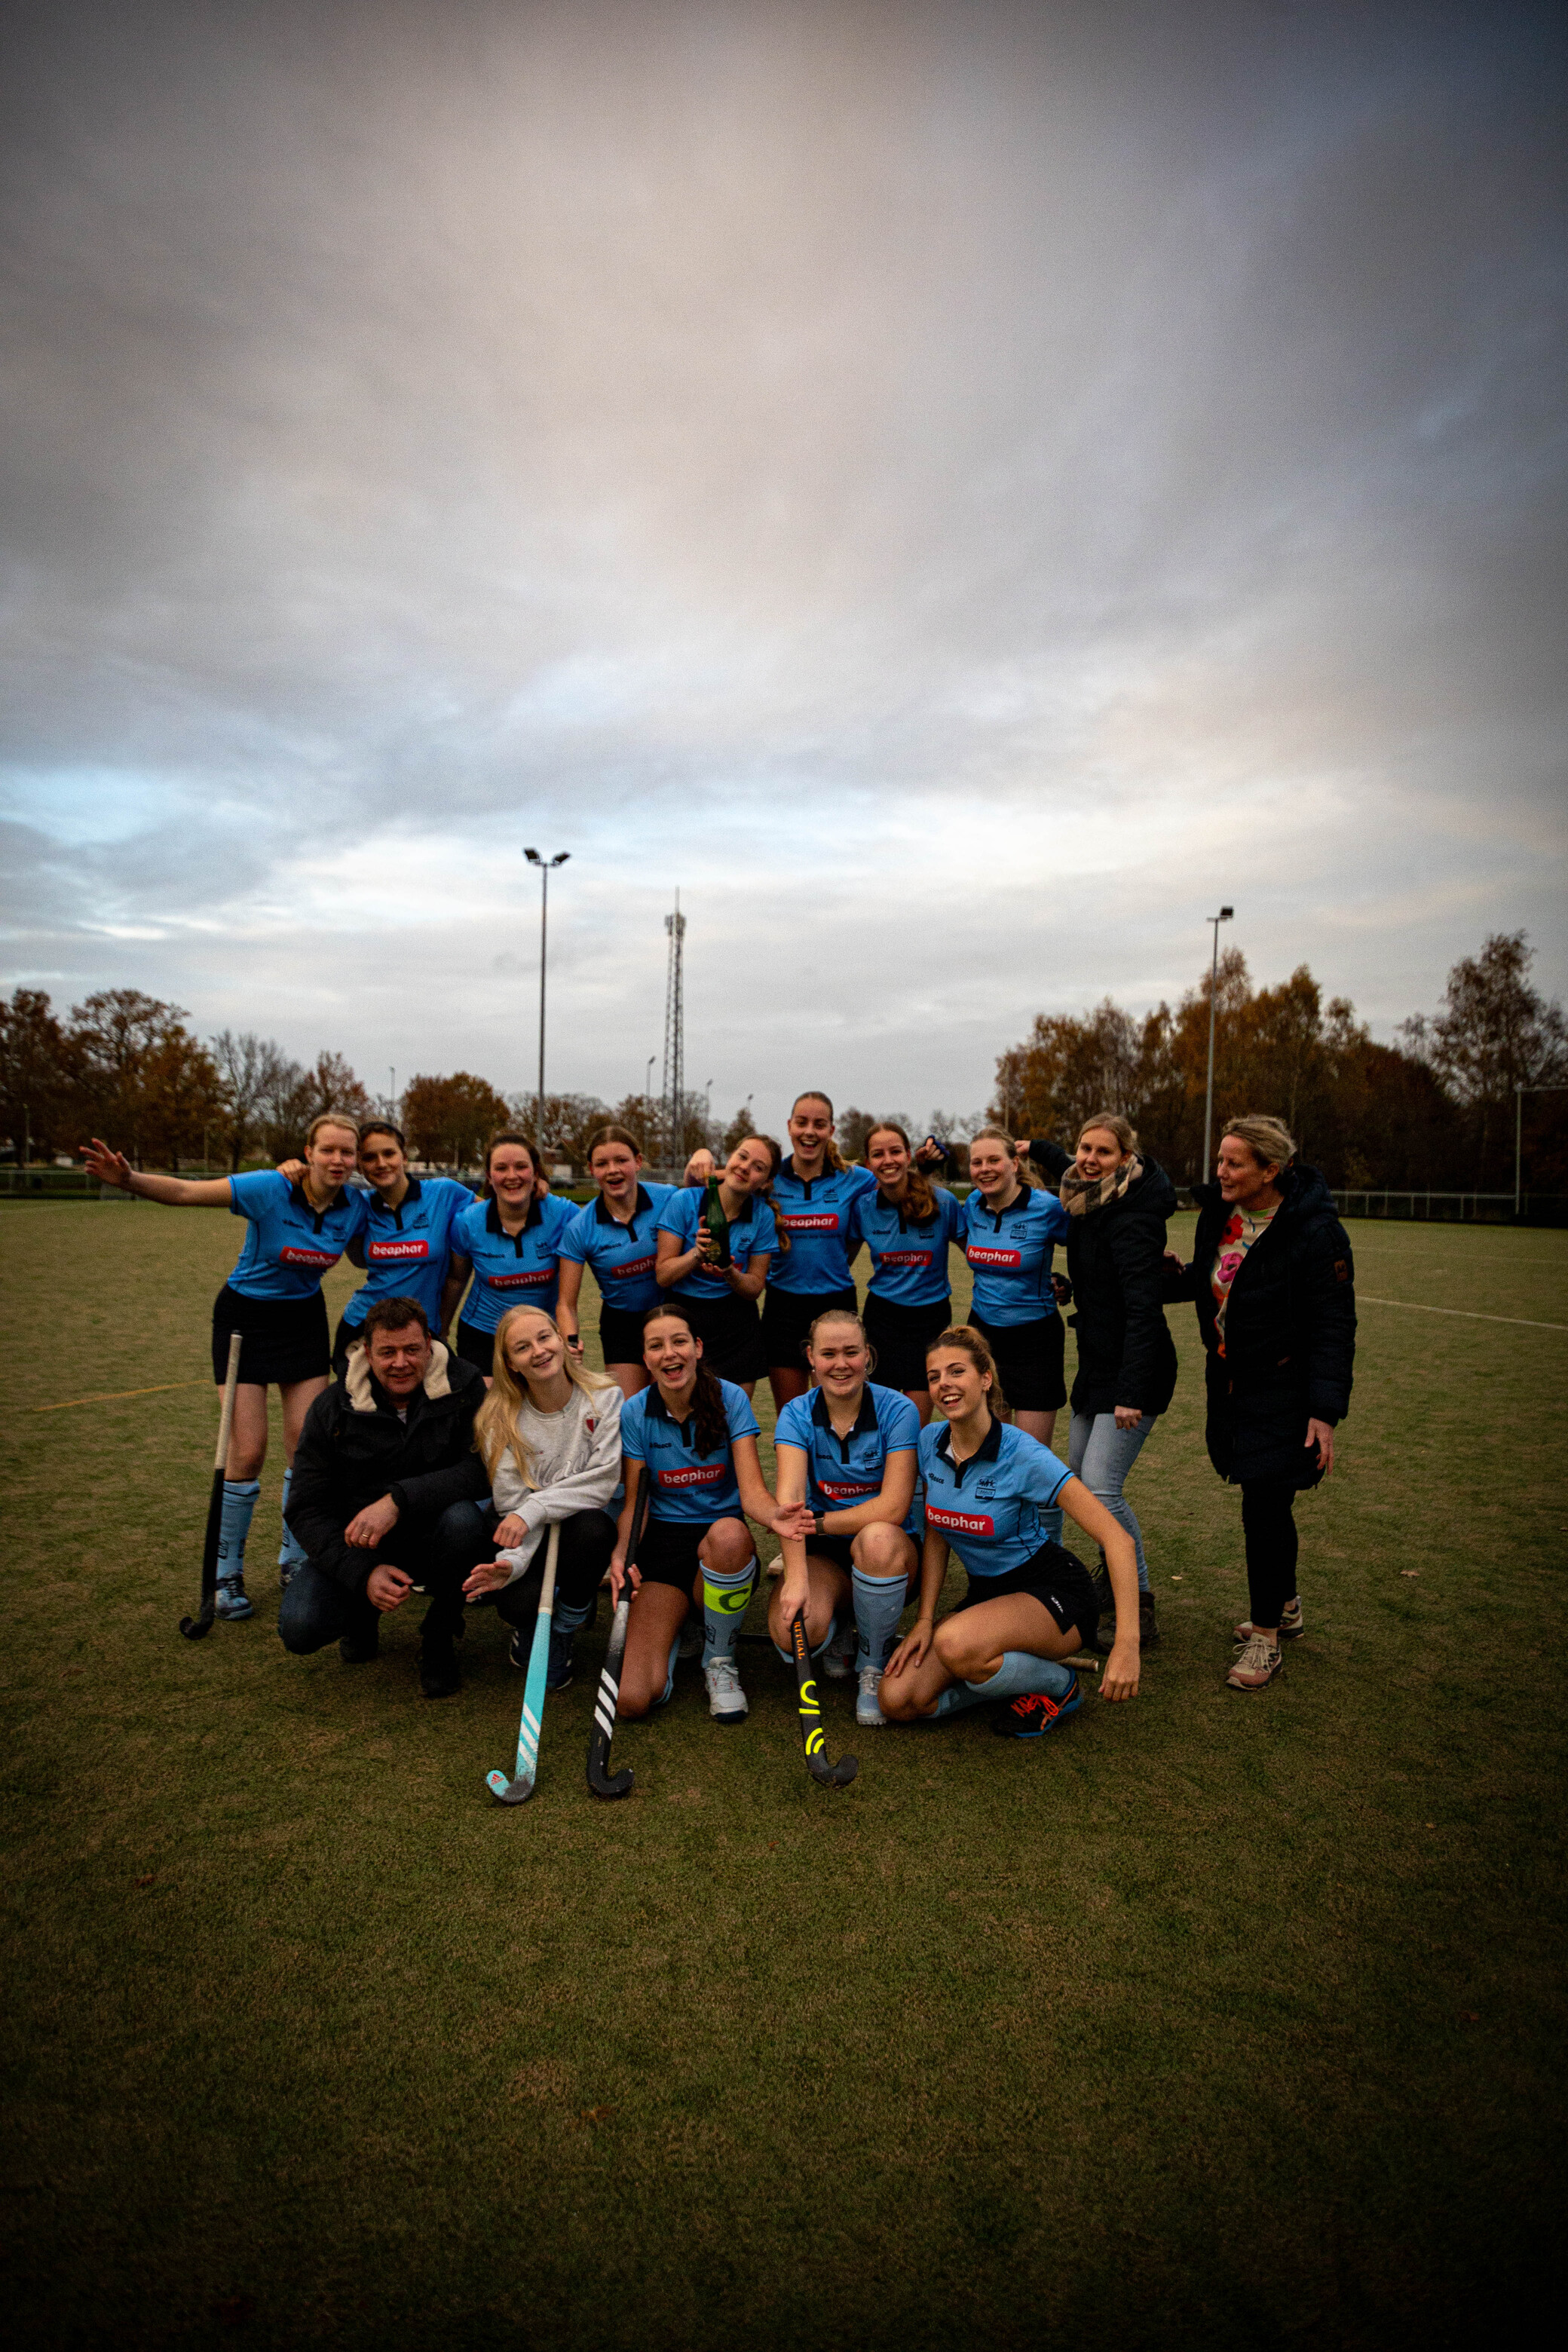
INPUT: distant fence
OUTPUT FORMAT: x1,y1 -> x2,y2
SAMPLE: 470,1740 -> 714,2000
1169,1186 -> 1568,1228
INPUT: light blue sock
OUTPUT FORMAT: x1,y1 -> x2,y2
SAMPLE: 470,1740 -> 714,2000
772,1612 -> 838,1665
700,1557 -> 757,1668
218,1479 -> 260,1576
277,1469 -> 309,1570
852,1569 -> 908,1675
966,1649 -> 1076,1702
654,1633 -> 681,1707
931,1680 -> 991,1720
555,1594 -> 594,1638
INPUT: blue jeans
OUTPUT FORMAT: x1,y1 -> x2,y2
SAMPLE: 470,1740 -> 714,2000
278,1499 -> 492,1655
1067,1411 -> 1156,1592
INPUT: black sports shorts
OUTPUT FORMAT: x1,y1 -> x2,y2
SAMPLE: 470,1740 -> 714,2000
969,1311 -> 1067,1413
863,1293 -> 952,1394
950,1541 -> 1098,1651
212,1284 -> 328,1387
760,1285 -> 859,1372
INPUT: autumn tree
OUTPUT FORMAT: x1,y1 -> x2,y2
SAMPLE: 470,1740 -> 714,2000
0,991 -> 83,1159
403,1073 -> 512,1168
1407,931 -> 1568,1186
70,989 -> 222,1166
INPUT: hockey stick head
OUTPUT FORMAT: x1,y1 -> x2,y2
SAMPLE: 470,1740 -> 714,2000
807,1750 -> 858,1787
586,1756 -> 633,1800
485,1767 -> 537,1805
789,1613 -> 858,1789
179,1605 -> 214,1641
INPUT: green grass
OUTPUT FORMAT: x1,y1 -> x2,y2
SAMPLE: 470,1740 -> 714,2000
2,1208 -> 1565,2350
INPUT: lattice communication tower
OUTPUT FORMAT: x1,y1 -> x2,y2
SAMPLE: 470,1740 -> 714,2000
662,890 -> 685,1169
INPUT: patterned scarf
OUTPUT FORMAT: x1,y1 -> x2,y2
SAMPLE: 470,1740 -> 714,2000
1059,1153 -> 1142,1217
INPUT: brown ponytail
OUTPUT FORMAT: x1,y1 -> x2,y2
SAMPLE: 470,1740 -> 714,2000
641,1305 -> 732,1456
752,1134 -> 792,1255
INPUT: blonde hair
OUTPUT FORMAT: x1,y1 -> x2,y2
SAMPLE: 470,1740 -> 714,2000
1220,1114 -> 1297,1174
306,1111 -> 360,1149
969,1124 -> 1045,1190
1077,1110 -> 1138,1156
474,1306 -> 616,1483
923,1324 -> 1009,1417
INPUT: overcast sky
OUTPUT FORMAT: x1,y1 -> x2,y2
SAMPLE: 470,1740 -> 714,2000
2,0 -> 1563,1136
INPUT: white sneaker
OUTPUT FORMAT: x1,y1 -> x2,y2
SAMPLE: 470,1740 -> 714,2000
822,1622 -> 856,1680
856,1664 -> 887,1727
703,1654 -> 747,1724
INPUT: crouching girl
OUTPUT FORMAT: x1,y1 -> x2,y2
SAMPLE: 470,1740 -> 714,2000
461,1306 -> 622,1691
880,1328 -> 1141,1737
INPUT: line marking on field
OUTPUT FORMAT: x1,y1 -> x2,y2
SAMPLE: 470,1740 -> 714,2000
28,1380 -> 208,1413
1359,1295 -> 1567,1332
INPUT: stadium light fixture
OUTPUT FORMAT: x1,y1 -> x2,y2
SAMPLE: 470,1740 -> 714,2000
524,849 -> 571,1151
1202,907 -> 1235,1181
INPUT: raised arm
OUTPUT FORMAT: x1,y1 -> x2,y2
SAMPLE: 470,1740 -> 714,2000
81,1139 -> 232,1208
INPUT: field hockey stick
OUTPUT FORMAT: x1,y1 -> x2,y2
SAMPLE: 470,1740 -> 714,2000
789,1612 -> 857,1788
180,1331 -> 242,1642
586,1468 -> 650,1802
486,1520 -> 560,1805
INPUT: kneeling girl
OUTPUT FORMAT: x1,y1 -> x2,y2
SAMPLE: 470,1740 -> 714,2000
766,1308 -> 921,1729
461,1305 -> 622,1689
880,1328 -> 1141,1736
611,1303 -> 782,1726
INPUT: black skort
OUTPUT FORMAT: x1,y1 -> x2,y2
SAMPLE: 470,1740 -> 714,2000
596,1301 -> 651,1367
951,1541 -> 1098,1651
634,1514 -> 737,1593
969,1310 -> 1067,1413
455,1317 -> 498,1376
863,1293 -> 953,1393
663,1290 -> 767,1384
212,1284 -> 329,1387
761,1284 -> 859,1373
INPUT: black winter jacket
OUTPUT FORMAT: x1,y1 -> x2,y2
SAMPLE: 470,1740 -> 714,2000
1184,1163 -> 1356,1487
285,1341 -> 490,1591
1064,1156 -> 1180,1420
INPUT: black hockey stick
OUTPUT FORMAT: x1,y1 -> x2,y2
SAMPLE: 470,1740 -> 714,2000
180,1331 -> 243,1641
586,1468 -> 650,1801
789,1612 -> 857,1787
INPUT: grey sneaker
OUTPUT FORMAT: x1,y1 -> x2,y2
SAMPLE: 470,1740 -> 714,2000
1227,1633 -> 1283,1692
822,1622 -> 856,1680
1233,1597 -> 1303,1645
214,1574 -> 253,1622
703,1655 -> 747,1724
856,1664 -> 887,1727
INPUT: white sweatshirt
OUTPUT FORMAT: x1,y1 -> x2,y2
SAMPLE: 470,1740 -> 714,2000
491,1383 -> 623,1585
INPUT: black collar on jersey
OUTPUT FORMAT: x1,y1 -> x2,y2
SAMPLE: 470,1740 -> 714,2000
933,1412 -> 1003,1487
644,1380 -> 712,1453
978,1186 -> 1030,1233
594,1184 -> 653,1227
810,1383 -> 879,1460
485,1194 -> 546,1251
288,1176 -> 335,1235
877,1184 -> 936,1233
782,1154 -> 835,1198
371,1174 -> 423,1230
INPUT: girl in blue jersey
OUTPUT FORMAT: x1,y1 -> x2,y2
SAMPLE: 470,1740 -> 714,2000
654,1135 -> 780,1394
81,1113 -> 368,1619
611,1303 -> 784,1725
766,1308 -> 921,1729
879,1327 -> 1141,1736
761,1091 -> 876,1411
449,1132 -> 577,1382
281,1121 -> 474,1372
962,1125 -> 1072,1449
850,1122 -> 966,1425
556,1124 -> 675,1400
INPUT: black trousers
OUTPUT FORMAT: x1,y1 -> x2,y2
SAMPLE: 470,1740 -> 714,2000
1240,1478 -> 1300,1627
480,1508 -> 617,1645
279,1499 -> 492,1655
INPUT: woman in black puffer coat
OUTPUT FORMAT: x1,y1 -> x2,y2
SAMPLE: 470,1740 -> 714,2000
1179,1113 -> 1356,1692
1059,1112 -> 1180,1651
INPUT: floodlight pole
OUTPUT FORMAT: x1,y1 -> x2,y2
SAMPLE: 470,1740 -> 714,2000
1515,1083 -> 1568,1217
1202,907 -> 1235,1181
525,848 -> 570,1154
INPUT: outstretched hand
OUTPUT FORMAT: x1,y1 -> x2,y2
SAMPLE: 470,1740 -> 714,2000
463,1559 -> 513,1598
81,1138 -> 131,1188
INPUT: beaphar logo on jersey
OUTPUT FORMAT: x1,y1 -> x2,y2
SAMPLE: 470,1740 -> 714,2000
877,1249 -> 931,1266
368,1238 -> 430,1262
820,1479 -> 880,1501
781,1213 -> 839,1232
966,1246 -> 1022,1268
658,1464 -> 724,1487
611,1254 -> 657,1280
489,1266 -> 551,1288
277,1246 -> 338,1269
925,1505 -> 995,1536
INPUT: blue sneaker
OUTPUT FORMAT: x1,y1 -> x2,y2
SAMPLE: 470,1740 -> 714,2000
214,1574 -> 253,1622
546,1622 -> 576,1692
991,1676 -> 1081,1738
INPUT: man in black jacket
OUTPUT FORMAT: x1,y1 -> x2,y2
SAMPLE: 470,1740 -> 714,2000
279,1297 -> 491,1698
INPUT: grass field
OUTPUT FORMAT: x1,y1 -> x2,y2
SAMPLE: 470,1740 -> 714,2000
2,1206 -> 1565,2351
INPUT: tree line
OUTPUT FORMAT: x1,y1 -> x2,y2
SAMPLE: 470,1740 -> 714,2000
988,933 -> 1567,1193
3,932 -> 1563,1193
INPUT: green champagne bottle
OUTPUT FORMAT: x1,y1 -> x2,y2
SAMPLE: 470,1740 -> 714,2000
701,1174 -> 732,1268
